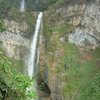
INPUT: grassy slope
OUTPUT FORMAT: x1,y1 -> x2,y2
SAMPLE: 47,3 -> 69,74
43,0 -> 100,99
61,46 -> 100,100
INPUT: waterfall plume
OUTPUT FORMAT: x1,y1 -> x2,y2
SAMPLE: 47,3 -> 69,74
20,0 -> 25,12
28,12 -> 43,79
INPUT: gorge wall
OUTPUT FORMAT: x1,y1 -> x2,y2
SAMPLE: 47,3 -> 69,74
38,0 -> 100,100
0,19 -> 29,59
0,6 -> 37,59
0,0 -> 100,100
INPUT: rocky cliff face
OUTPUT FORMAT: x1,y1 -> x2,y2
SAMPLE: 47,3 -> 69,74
0,19 -> 30,60
0,12 -> 37,75
45,0 -> 100,47
0,9 -> 37,59
0,0 -> 100,99
38,0 -> 100,100
68,0 -> 100,47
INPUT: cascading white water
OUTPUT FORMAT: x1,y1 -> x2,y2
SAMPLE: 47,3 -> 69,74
20,0 -> 25,12
28,12 -> 43,79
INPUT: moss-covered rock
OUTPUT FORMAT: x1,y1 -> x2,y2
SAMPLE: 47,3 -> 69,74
38,0 -> 100,100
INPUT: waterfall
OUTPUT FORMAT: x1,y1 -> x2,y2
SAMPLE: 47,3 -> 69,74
20,0 -> 25,12
28,12 -> 43,79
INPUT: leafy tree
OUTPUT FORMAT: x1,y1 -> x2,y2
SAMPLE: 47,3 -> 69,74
0,50 -> 37,99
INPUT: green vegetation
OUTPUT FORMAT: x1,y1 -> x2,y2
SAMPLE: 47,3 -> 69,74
9,58 -> 25,73
0,0 -> 36,38
0,0 -> 11,17
0,1 -> 37,99
0,0 -> 100,100
9,7 -> 36,38
43,20 -> 74,39
53,23 -> 74,37
57,44 -> 100,99
90,48 -> 100,59
36,0 -> 58,11
43,24 -> 53,39
43,1 -> 100,98
26,0 -> 58,11
75,73 -> 100,100
0,50 -> 37,100
46,41 -> 100,100
56,0 -> 69,5
0,18 -> 6,32
44,19 -> 100,99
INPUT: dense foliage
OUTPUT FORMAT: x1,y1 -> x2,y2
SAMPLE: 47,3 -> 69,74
0,18 -> 6,32
0,50 -> 36,100
25,0 -> 57,11
0,0 -> 11,17
0,0 -> 58,12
